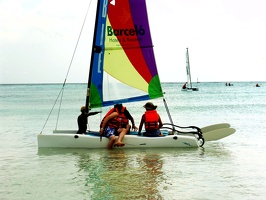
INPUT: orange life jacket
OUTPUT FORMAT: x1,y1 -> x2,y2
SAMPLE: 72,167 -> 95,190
100,106 -> 129,129
144,110 -> 159,130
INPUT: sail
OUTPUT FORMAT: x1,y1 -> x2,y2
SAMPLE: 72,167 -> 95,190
186,48 -> 193,89
88,0 -> 163,108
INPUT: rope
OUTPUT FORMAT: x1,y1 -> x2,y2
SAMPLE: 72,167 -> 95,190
161,123 -> 204,146
64,1 -> 92,80
40,84 -> 65,134
39,1 -> 93,134
55,85 -> 65,130
163,98 -> 175,131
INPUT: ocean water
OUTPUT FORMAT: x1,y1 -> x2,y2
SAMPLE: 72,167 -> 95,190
1,82 -> 266,200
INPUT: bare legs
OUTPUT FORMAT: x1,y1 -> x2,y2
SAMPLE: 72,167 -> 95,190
109,125 -> 133,148
125,124 -> 131,134
106,127 -> 128,149
107,136 -> 116,149
114,128 -> 127,147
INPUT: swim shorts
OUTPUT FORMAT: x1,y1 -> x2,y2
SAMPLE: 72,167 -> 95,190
103,127 -> 117,138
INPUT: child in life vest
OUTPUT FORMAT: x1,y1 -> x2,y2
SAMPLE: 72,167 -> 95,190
100,104 -> 137,148
138,102 -> 164,137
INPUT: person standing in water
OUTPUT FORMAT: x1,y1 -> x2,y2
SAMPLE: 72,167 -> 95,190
77,106 -> 101,134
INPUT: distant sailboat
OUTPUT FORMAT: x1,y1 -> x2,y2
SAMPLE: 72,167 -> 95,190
181,48 -> 199,91
225,82 -> 233,86
37,0 -> 235,149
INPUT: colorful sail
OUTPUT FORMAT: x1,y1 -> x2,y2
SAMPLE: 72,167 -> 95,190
88,0 -> 163,108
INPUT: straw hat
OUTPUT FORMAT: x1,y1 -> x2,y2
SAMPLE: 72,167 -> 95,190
143,102 -> 157,110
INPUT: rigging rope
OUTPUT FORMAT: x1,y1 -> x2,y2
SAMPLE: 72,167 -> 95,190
55,85 -> 65,130
163,98 -> 175,131
39,1 -> 93,134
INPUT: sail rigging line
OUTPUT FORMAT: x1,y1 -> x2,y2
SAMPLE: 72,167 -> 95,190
39,85 -> 64,134
64,1 -> 93,83
162,98 -> 175,132
39,1 -> 93,134
55,86 -> 65,130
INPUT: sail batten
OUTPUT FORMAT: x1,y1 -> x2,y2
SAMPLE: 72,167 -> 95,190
88,0 -> 163,109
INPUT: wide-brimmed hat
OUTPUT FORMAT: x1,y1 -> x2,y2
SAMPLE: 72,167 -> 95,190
143,102 -> 157,110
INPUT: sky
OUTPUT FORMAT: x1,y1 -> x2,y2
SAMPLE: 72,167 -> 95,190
1,0 -> 266,84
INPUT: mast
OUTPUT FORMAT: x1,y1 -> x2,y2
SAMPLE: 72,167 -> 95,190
85,0 -> 101,113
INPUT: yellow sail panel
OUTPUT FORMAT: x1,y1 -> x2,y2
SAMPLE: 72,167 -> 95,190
104,50 -> 149,93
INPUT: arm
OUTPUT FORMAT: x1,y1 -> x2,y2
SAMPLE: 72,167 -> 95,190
99,112 -> 118,134
125,110 -> 138,131
129,118 -> 138,131
138,114 -> 145,135
88,111 -> 101,116
158,116 -> 163,129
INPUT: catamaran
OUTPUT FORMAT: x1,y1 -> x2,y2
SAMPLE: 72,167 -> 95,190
37,0 -> 235,149
181,48 -> 199,91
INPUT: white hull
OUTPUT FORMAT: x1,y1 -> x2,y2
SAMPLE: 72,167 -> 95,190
181,87 -> 199,92
37,123 -> 235,149
37,131 -> 202,149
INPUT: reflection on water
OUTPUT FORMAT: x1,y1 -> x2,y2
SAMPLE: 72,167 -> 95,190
141,153 -> 164,199
35,139 -> 266,200
78,149 -> 164,199
37,148 -> 209,199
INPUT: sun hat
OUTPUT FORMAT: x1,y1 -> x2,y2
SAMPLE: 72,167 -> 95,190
143,102 -> 157,110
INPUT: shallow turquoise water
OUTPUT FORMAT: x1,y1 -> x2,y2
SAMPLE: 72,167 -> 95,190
1,82 -> 266,199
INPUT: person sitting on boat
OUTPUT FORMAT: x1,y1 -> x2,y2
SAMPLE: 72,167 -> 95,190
77,106 -> 101,134
105,104 -> 138,133
138,102 -> 164,137
182,82 -> 187,89
100,104 -> 136,148
256,83 -> 260,87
